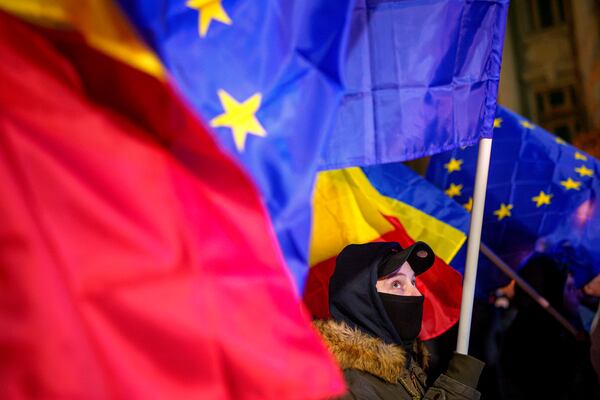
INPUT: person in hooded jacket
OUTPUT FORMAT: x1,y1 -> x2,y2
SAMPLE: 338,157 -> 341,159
315,241 -> 484,400
497,253 -> 600,400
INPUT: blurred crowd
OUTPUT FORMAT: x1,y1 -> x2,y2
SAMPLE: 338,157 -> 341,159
425,253 -> 600,400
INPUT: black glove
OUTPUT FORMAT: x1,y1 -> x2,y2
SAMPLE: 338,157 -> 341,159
445,352 -> 485,388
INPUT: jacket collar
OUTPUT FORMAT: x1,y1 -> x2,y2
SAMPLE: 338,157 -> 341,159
314,319 -> 429,384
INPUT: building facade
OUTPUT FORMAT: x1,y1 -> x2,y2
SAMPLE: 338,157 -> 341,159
499,0 -> 600,155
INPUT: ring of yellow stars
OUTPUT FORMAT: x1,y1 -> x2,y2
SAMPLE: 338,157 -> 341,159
493,203 -> 513,220
444,158 -> 463,174
560,177 -> 582,191
575,165 -> 594,177
210,89 -> 266,152
520,120 -> 535,129
555,137 -> 566,145
463,197 -> 473,212
187,0 -> 232,37
575,152 -> 588,161
493,117 -> 502,128
445,183 -> 463,198
531,191 -> 553,207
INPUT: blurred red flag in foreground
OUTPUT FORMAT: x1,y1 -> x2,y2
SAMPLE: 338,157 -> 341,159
0,12 -> 343,400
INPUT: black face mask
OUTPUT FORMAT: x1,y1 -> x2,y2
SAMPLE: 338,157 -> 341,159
378,293 -> 424,342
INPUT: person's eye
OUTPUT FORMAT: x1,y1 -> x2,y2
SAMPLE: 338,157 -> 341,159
392,280 -> 402,289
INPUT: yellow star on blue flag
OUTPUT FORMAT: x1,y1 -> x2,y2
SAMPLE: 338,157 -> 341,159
560,177 -> 582,191
187,0 -> 232,37
210,90 -> 266,152
532,191 -> 552,207
575,165 -> 594,178
445,183 -> 463,198
493,203 -> 513,220
444,158 -> 463,174
463,197 -> 473,212
520,120 -> 535,129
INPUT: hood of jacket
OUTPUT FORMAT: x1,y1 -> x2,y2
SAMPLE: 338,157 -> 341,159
314,319 -> 429,384
329,242 -> 403,345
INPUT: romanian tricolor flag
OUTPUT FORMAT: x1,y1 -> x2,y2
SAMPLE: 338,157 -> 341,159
305,165 -> 468,340
0,3 -> 346,399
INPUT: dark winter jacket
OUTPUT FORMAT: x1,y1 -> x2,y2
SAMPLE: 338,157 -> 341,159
315,319 -> 483,400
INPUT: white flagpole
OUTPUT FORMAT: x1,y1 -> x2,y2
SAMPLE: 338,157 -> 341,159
456,137 -> 493,355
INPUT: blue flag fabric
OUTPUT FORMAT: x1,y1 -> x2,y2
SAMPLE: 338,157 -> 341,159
427,106 -> 600,288
319,0 -> 509,170
115,0 -> 354,290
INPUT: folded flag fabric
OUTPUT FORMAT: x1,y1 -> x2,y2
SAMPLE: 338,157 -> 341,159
305,167 -> 465,340
115,0 -> 355,290
0,11 -> 344,400
427,106 -> 600,288
362,162 -> 471,247
319,0 -> 510,170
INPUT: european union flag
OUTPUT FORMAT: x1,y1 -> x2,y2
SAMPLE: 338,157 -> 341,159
116,0 -> 354,289
427,106 -> 600,287
319,0 -> 510,169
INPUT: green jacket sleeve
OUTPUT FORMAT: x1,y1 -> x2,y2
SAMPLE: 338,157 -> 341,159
422,353 -> 484,400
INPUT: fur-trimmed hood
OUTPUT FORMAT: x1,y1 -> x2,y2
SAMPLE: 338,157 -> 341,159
314,319 -> 429,384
